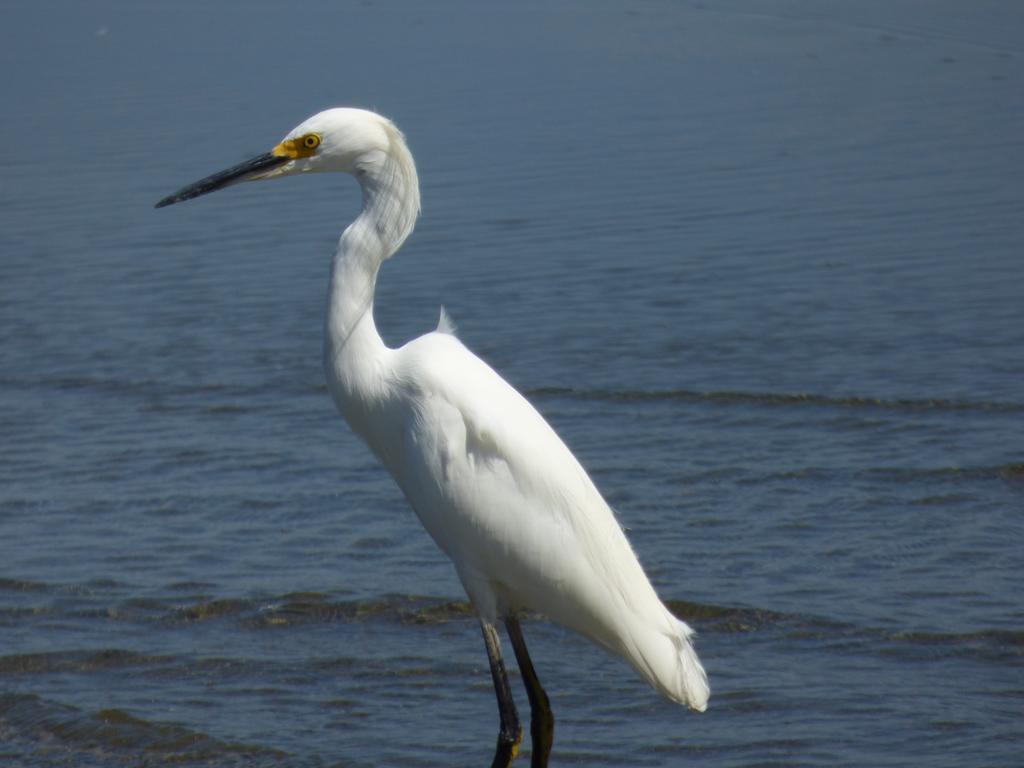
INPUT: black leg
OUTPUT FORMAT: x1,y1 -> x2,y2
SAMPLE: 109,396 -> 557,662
506,616 -> 554,768
481,620 -> 522,768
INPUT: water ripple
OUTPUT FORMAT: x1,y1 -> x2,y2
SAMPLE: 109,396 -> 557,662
529,386 -> 1024,414
0,693 -> 285,766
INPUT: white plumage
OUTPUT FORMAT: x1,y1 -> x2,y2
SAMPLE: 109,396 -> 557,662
375,328 -> 707,708
157,107 -> 708,765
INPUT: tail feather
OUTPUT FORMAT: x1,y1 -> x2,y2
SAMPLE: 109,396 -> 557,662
625,615 -> 709,712
672,620 -> 710,712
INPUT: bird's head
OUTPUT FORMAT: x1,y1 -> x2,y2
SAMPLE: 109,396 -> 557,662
155,108 -> 405,208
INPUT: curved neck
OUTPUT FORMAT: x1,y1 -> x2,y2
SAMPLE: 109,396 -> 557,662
323,130 -> 420,409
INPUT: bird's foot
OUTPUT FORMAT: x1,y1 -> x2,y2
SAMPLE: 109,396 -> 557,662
490,723 -> 522,768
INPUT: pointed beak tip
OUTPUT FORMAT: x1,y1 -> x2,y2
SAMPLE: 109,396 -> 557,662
153,151 -> 290,212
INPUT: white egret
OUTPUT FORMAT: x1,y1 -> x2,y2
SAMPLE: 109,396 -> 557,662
156,108 -> 708,766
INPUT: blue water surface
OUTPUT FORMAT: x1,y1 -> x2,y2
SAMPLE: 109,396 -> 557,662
1,1 -> 1022,766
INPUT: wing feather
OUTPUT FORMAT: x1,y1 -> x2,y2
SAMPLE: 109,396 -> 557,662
388,332 -> 671,649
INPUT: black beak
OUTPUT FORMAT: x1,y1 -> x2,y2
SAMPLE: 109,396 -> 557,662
155,151 -> 290,208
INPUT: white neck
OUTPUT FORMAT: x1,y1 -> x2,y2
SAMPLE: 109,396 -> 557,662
323,127 -> 420,432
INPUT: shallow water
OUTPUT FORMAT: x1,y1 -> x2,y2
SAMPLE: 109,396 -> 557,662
1,1 -> 1022,766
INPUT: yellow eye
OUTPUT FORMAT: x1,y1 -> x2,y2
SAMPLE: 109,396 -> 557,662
271,132 -> 322,159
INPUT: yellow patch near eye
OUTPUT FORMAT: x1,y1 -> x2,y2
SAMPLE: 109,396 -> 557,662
272,132 -> 321,159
